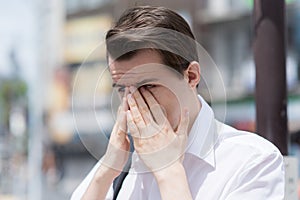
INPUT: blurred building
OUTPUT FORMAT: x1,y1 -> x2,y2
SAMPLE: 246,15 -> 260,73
1,0 -> 300,199
59,0 -> 300,146
0,0 -> 65,199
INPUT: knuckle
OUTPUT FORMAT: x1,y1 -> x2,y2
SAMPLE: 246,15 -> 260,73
133,115 -> 143,123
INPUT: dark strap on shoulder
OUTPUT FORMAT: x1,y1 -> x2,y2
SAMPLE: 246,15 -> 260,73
112,136 -> 134,200
112,160 -> 131,200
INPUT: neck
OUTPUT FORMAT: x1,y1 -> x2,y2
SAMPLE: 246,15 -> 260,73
187,94 -> 201,134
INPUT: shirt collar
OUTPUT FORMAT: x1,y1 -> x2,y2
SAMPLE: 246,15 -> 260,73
185,95 -> 217,168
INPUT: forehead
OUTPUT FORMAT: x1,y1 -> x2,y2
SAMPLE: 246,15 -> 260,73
108,50 -> 162,69
109,50 -> 180,86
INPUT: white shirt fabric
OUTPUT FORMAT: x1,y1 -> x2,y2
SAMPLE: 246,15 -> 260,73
71,95 -> 285,200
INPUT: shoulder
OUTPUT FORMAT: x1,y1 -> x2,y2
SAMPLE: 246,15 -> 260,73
216,120 -> 282,156
214,121 -> 285,198
214,120 -> 284,175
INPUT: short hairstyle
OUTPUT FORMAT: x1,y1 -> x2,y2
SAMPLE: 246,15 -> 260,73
105,6 -> 198,74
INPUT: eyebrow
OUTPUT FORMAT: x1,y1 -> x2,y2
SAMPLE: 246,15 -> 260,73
112,78 -> 159,88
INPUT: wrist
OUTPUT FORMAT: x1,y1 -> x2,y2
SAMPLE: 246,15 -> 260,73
153,162 -> 192,200
154,162 -> 185,183
94,165 -> 120,183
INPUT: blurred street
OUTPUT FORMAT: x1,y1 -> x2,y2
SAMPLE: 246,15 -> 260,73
42,154 -> 97,200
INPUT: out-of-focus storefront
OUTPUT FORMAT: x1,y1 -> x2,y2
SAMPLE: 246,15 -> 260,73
1,0 -> 300,199
46,0 -> 300,198
47,14 -> 114,157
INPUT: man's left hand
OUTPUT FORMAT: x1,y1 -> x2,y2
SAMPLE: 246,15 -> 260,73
126,86 -> 189,172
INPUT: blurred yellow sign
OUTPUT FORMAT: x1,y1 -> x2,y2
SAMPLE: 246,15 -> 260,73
64,15 -> 112,63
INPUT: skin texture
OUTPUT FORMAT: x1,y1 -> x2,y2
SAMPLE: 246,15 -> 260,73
82,50 -> 201,200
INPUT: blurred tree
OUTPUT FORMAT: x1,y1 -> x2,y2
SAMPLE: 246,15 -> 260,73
0,79 -> 27,133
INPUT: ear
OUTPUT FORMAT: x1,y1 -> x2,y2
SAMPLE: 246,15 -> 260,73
183,61 -> 201,89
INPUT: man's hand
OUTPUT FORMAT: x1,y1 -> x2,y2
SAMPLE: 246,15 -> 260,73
102,87 -> 130,173
82,89 -> 131,200
126,86 -> 189,172
126,86 -> 192,200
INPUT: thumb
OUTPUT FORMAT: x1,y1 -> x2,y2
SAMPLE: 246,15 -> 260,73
176,108 -> 189,135
117,97 -> 128,133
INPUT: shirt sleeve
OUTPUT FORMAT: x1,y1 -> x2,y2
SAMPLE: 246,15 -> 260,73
70,159 -> 114,200
225,150 -> 285,200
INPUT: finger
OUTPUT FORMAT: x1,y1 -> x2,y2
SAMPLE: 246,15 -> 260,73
118,105 -> 127,133
111,110 -> 127,144
126,110 -> 139,138
176,108 -> 189,135
129,86 -> 152,125
117,118 -> 128,144
140,87 -> 166,125
127,93 -> 146,129
122,87 -> 129,111
117,93 -> 129,133
117,87 -> 129,119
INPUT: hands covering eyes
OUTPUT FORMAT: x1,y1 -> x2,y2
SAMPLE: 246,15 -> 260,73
126,86 -> 189,171
103,86 -> 189,172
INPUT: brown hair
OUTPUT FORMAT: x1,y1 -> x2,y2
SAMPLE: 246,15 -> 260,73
105,6 -> 198,74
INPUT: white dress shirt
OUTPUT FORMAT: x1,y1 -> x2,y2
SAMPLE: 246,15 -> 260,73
71,95 -> 285,200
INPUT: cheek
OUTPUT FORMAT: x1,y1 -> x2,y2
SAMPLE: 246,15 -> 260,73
165,92 -> 181,128
151,88 -> 179,108
150,89 -> 180,127
145,89 -> 167,116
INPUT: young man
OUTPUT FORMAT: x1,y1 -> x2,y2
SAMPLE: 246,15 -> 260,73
72,6 -> 284,200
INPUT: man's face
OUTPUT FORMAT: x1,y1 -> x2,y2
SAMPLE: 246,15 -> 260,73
109,50 -> 188,130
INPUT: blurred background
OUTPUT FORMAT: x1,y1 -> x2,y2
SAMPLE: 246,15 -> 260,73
1,0 -> 300,199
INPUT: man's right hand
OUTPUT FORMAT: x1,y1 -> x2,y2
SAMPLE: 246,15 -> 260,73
82,88 -> 130,200
102,87 -> 130,175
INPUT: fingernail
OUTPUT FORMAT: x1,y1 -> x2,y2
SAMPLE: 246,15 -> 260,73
129,86 -> 135,93
124,87 -> 128,95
